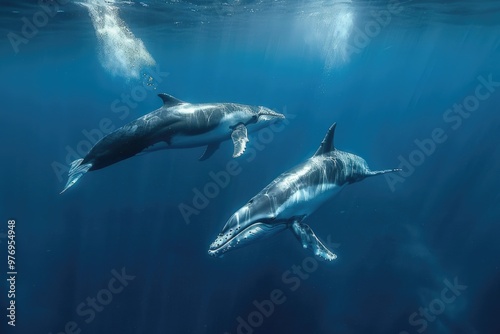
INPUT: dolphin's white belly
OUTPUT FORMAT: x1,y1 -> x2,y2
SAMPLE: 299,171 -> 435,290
169,128 -> 231,147
275,183 -> 344,219
167,113 -> 239,148
142,122 -> 232,153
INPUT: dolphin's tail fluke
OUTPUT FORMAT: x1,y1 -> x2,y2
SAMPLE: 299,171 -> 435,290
60,159 -> 92,194
366,168 -> 402,177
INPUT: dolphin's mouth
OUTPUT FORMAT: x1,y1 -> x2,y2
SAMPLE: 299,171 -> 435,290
208,222 -> 286,257
208,225 -> 250,257
258,108 -> 285,120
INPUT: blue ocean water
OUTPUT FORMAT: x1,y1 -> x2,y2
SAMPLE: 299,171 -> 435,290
1,0 -> 500,333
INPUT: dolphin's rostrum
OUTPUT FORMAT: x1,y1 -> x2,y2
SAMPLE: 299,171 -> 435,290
208,123 -> 401,261
61,94 -> 284,193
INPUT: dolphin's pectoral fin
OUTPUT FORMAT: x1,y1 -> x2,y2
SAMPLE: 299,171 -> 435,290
199,142 -> 221,161
291,221 -> 337,261
231,124 -> 249,158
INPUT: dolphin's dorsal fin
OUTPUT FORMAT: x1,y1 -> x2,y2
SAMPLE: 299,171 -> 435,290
314,122 -> 336,156
158,93 -> 184,107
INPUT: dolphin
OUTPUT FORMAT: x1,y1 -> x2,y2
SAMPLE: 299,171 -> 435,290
61,93 -> 284,193
208,123 -> 401,261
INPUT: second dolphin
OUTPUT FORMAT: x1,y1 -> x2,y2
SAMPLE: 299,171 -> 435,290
208,123 -> 401,261
61,93 -> 284,193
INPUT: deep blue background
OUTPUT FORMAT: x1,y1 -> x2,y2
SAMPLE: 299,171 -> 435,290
1,1 -> 500,333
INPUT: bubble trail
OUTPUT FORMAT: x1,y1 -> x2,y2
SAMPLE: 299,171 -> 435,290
80,0 -> 156,79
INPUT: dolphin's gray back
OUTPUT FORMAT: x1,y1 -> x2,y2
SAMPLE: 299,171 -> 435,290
263,150 -> 370,194
248,149 -> 371,220
167,102 -> 248,135
322,150 -> 372,184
